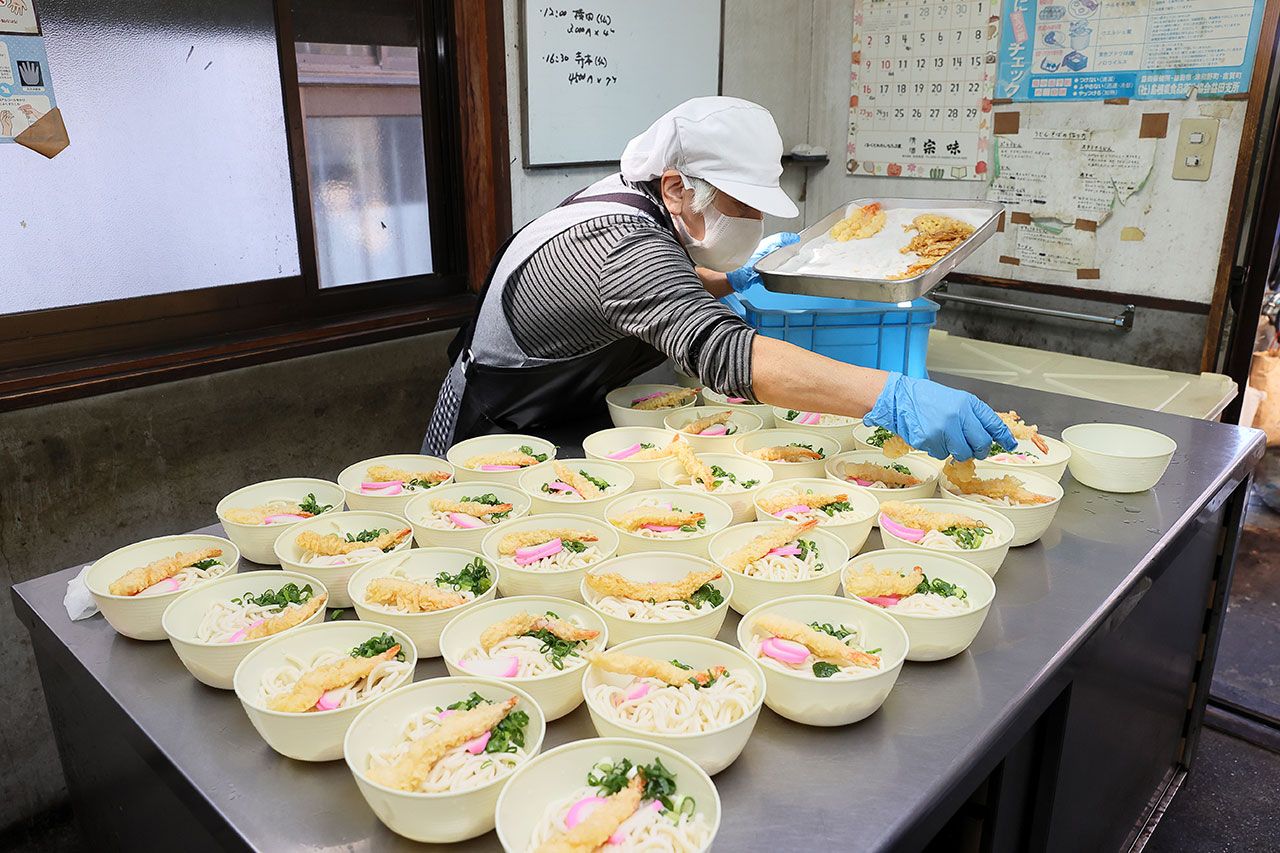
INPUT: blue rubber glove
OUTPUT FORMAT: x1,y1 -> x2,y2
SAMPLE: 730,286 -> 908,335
725,232 -> 800,293
865,373 -> 1017,462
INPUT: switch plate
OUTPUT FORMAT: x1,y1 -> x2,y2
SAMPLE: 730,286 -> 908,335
1173,117 -> 1219,181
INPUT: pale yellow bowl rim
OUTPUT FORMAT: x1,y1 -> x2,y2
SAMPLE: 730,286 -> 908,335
480,513 -> 619,579
338,455 -> 455,497
731,430 -> 842,462
517,460 -> 635,507
1060,423 -> 1177,460
161,569 -> 328,646
708,523 -> 851,588
215,478 -> 344,529
87,533 -> 241,601
606,384 -> 698,410
768,406 -> 859,427
447,433 -> 558,470
602,490 -> 735,545
840,549 -> 997,621
347,547 -> 500,619
273,509 -> 414,564
661,406 -> 765,436
938,466 -> 1065,512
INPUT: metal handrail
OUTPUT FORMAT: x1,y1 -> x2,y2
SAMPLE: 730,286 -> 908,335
931,288 -> 1135,330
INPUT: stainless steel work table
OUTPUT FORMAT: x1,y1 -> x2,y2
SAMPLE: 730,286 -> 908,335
13,378 -> 1264,852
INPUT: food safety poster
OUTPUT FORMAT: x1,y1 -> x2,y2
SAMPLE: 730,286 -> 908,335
996,0 -> 1267,101
846,0 -> 1002,180
0,33 -> 56,141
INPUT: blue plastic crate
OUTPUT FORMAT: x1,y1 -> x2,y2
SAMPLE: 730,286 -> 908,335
726,284 -> 937,378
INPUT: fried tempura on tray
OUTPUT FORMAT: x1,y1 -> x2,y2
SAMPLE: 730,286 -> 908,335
671,437 -> 717,491
886,260 -> 938,281
108,548 -> 223,596
584,566 -> 722,603
750,444 -> 824,462
843,564 -> 924,598
682,410 -> 732,435
751,614 -> 880,668
243,593 -> 328,641
630,388 -> 697,411
464,450 -> 542,469
758,491 -> 848,515
366,464 -> 450,485
942,461 -> 1054,505
829,202 -> 886,241
497,528 -> 599,555
608,507 -> 705,532
366,697 -> 519,792
552,462 -> 603,500
479,611 -> 599,652
295,528 -> 410,556
723,519 -> 818,572
364,577 -> 466,613
843,462 -> 922,487
429,497 -> 513,518
880,501 -> 984,532
535,775 -> 644,853
586,650 -> 726,688
266,645 -> 402,713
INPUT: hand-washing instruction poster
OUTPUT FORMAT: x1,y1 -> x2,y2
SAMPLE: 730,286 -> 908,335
0,0 -> 38,35
847,0 -> 1002,180
0,32 -> 56,141
996,0 -> 1267,101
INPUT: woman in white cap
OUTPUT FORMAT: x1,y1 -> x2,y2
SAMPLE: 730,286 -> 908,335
424,97 -> 1014,460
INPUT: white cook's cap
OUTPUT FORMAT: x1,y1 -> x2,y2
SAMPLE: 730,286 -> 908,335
620,96 -> 798,218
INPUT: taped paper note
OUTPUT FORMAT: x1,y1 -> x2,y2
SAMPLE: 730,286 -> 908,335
1008,220 -> 1096,272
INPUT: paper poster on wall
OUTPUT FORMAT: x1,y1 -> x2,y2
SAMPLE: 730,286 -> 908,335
996,0 -> 1267,101
0,33 -> 56,141
846,0 -> 1002,180
1003,220 -> 1097,271
0,0 -> 38,35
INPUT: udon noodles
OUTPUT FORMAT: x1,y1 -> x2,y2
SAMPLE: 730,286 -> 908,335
746,621 -> 881,679
735,538 -> 825,581
619,497 -> 708,541
140,558 -> 230,596
359,564 -> 480,613
891,591 -> 972,615
301,547 -> 383,567
918,528 -> 991,551
593,594 -> 718,623
196,586 -> 317,643
459,613 -> 599,678
590,668 -> 755,734
766,492 -> 867,526
671,465 -> 758,495
257,645 -> 411,711
986,449 -> 1042,465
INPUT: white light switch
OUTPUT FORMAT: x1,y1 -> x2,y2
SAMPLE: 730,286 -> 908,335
1173,118 -> 1219,181
1189,131 -> 1205,144
1185,155 -> 1201,167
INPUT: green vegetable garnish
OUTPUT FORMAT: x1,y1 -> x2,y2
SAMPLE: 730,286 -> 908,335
562,539 -> 588,553
786,442 -> 824,458
867,427 -> 895,448
447,691 -> 486,711
587,757 -> 684,812
298,493 -> 332,515
784,410 -> 801,421
809,622 -> 854,641
887,463 -> 913,476
579,470 -> 611,491
233,582 -> 314,611
915,573 -> 968,599
351,631 -> 405,661
346,527 -> 389,544
406,477 -> 443,490
684,583 -> 723,610
328,609 -> 345,620
941,525 -> 992,550
812,661 -> 841,678
523,616 -> 588,670
707,464 -> 757,490
639,442 -> 656,449
435,558 -> 493,596
462,493 -> 511,521
519,445 -> 548,463
795,539 -> 824,572
669,658 -> 692,670
443,692 -> 528,753
191,558 -> 221,570
818,500 -> 853,517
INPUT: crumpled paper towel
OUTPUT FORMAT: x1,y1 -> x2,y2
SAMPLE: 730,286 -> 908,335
64,565 -> 99,620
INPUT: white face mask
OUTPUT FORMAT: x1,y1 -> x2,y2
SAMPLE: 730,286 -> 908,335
674,198 -> 764,272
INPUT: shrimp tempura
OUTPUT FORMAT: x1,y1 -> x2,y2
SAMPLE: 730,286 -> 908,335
223,503 -> 310,525
671,437 -> 717,491
366,697 -> 518,792
465,450 -> 542,469
750,444 -> 824,463
584,566 -> 722,603
629,435 -> 679,461
942,461 -> 1054,505
630,387 -> 697,411
535,775 -> 644,853
552,462 -> 602,500
843,564 -> 925,598
498,528 -> 599,555
608,507 -> 705,532
999,411 -> 1050,454
109,548 -> 223,596
295,528 -> 410,556
267,645 -> 401,713
244,593 -> 328,640
585,650 -> 726,688
829,202 -> 886,241
429,498 -> 512,518
843,462 -> 922,487
366,464 -> 450,485
752,614 -> 880,668
758,491 -> 848,514
724,519 -> 818,572
480,611 -> 599,651
880,501 -> 983,532
682,410 -> 732,435
364,577 -> 466,612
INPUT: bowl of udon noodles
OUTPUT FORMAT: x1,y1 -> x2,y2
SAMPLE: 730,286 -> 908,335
347,548 -> 500,659
232,620 -> 417,761
582,426 -> 678,491
707,520 -> 849,614
403,480 -> 532,552
842,549 -> 995,661
606,383 -> 699,429
736,594 -> 909,726
877,498 -> 1015,576
85,533 -> 240,641
337,453 -> 455,515
603,489 -> 735,558
700,385 -> 773,424
273,510 -> 413,609
661,406 -> 765,453
481,513 -> 620,602
161,570 -> 328,689
581,635 -> 765,775
850,422 -> 930,456
657,452 -> 774,525
343,676 -> 546,843
580,553 -> 733,647
751,478 -> 879,552
824,449 -> 942,514
216,478 -> 344,564
986,432 -> 1073,483
770,406 -> 861,451
938,461 -> 1064,547
732,428 -> 841,482
495,736 -> 720,852
518,458 -> 635,520
440,595 -> 608,722
447,434 -> 557,486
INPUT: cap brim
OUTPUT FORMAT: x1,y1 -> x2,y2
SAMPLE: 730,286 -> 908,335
705,177 -> 799,218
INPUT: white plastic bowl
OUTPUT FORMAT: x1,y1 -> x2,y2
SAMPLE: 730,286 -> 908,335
662,406 -> 764,453
338,453 -> 455,515
447,434 -> 557,485
657,452 -> 774,524
581,553 -> 733,646
877,498 -> 1015,576
481,513 -> 620,601
495,737 -> 720,853
939,462 -> 1064,547
606,383 -> 698,429
348,548 -> 500,658
161,570 -> 328,688
751,478 -> 879,553
700,386 -> 774,424
273,510 -> 412,608
85,534 -> 241,641
732,428 -> 841,482
403,481 -> 532,551
842,549 -> 995,661
344,677 -> 546,843
233,620 -> 418,761
518,458 -> 635,519
849,422 -> 933,457
1062,423 -> 1176,493
736,595 -> 908,726
771,406 -> 861,450
439,595 -> 608,721
603,489 -> 735,558
581,635 -> 765,774
707,522 -> 849,614
216,478 -> 344,565
825,450 -> 942,527
982,434 -> 1073,483
582,426 -> 678,490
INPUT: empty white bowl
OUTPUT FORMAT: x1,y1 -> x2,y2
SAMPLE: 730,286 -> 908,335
662,406 -> 765,453
707,522 -> 849,614
216,479 -> 344,564
495,737 -> 720,853
842,549 -> 995,661
582,426 -> 678,490
344,677 -> 546,843
518,458 -> 635,519
1062,423 -> 1176,493
447,434 -> 557,485
824,450 -> 942,518
233,620 -> 418,761
658,453 -> 774,525
338,454 -> 455,515
606,384 -> 698,429
403,481 -> 532,551
347,548 -> 500,658
983,434 -> 1073,483
581,635 -> 765,774
771,407 -> 861,451
162,570 -> 328,688
939,462 -> 1064,546
700,386 -> 774,424
85,534 -> 240,641
481,513 -> 620,601
603,489 -> 735,557
440,595 -> 608,721
877,499 -> 1015,576
751,478 -> 879,553
736,595 -> 908,726
274,510 -> 413,608
581,553 -> 733,646
733,428 -> 841,482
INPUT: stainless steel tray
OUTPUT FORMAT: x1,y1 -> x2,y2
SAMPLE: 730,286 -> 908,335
755,197 -> 1005,302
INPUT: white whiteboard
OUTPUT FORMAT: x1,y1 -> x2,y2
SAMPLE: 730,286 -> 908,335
520,0 -> 723,166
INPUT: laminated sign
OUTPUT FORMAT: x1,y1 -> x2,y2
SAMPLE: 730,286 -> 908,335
0,0 -> 68,156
